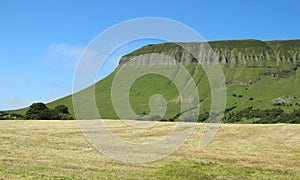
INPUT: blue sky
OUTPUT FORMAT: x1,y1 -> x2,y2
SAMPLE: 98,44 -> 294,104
1,0 -> 300,110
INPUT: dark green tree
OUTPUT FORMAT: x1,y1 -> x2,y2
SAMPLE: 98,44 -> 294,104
26,103 -> 73,120
26,102 -> 48,119
38,109 -> 60,120
55,105 -> 70,114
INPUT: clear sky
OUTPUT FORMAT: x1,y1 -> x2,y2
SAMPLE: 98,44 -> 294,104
1,0 -> 300,110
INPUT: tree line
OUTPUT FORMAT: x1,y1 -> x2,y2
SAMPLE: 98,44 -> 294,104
0,103 -> 73,120
2,103 -> 300,123
154,106 -> 300,124
198,106 -> 300,124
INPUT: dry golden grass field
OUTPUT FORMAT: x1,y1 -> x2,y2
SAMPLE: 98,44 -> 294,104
0,120 -> 299,179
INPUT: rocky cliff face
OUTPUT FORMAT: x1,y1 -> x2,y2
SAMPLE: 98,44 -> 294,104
119,39 -> 300,66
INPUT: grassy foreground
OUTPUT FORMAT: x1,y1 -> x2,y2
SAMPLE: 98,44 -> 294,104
0,120 -> 299,179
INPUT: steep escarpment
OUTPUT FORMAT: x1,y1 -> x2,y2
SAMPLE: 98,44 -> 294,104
120,39 -> 300,66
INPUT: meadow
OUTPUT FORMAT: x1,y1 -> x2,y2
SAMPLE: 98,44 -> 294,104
0,120 -> 299,179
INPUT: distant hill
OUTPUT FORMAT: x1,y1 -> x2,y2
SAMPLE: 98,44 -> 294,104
12,39 -> 300,122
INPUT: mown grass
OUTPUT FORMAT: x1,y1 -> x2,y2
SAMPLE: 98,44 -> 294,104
156,159 -> 296,180
0,120 -> 299,179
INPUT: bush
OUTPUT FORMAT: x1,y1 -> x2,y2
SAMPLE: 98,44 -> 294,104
198,112 -> 209,122
149,115 -> 161,121
168,118 -> 175,122
7,113 -> 24,120
26,102 -> 48,119
184,117 -> 198,122
26,103 -> 73,120
0,111 -> 8,120
223,106 -> 299,124
38,109 -> 60,120
55,105 -> 70,114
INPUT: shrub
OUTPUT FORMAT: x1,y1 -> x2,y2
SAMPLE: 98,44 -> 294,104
223,106 -> 299,124
7,113 -> 24,120
38,109 -> 60,120
184,117 -> 198,122
149,115 -> 161,121
26,102 -> 48,119
26,103 -> 73,120
55,105 -> 70,114
198,112 -> 209,122
59,113 -> 74,120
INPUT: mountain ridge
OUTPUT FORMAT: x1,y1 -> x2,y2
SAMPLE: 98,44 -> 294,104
11,39 -> 300,123
120,39 -> 300,66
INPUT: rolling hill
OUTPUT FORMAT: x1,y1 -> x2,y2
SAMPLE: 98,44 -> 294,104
13,39 -> 300,122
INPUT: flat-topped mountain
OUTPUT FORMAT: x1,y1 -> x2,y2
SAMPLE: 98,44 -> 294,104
11,39 -> 300,123
120,39 -> 300,66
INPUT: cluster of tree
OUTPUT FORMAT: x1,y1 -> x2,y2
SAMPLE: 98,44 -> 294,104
25,103 -> 73,120
0,103 -> 73,120
117,105 -> 300,124
195,107 -> 300,124
0,111 -> 24,120
221,106 -> 300,124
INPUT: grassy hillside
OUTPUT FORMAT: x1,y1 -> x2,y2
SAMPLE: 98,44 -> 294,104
12,40 -> 300,122
0,120 -> 299,179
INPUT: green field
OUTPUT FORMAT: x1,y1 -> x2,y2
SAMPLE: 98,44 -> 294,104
0,120 -> 299,179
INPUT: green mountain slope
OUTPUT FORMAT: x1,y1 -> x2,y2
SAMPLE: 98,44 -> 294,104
13,39 -> 300,121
